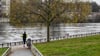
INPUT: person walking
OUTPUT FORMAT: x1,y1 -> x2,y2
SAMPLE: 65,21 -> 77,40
22,31 -> 27,47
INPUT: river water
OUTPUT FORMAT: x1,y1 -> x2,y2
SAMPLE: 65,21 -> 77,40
0,22 -> 100,43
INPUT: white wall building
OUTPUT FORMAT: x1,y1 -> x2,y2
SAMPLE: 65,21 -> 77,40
0,0 -> 10,22
1,0 -> 10,16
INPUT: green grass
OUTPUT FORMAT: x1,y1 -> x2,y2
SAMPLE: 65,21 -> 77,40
34,35 -> 100,56
0,48 -> 8,56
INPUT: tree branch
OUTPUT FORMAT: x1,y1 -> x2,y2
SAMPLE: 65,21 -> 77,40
30,11 -> 47,21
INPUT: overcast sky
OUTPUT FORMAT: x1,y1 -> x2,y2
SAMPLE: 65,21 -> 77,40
93,0 -> 100,5
42,0 -> 100,5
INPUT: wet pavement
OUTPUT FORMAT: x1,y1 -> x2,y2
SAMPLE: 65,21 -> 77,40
9,45 -> 34,56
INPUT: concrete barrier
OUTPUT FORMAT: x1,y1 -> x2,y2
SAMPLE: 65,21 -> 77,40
31,45 -> 43,56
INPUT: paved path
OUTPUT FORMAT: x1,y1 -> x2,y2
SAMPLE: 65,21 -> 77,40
9,45 -> 34,56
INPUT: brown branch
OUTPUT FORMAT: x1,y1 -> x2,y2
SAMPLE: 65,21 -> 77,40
50,8 -> 66,22
30,11 -> 47,21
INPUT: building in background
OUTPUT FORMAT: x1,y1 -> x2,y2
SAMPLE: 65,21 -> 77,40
0,0 -> 2,18
1,0 -> 10,17
0,0 -> 10,22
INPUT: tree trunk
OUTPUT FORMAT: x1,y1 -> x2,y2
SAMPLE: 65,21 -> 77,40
47,23 -> 50,42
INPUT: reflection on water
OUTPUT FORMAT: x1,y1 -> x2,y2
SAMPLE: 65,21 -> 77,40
0,22 -> 100,43
0,23 -> 6,35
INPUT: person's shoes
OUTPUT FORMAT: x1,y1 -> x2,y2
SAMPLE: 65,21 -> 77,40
23,45 -> 25,47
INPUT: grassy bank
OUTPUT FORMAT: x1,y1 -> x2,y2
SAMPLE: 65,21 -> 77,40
34,35 -> 100,56
0,48 -> 8,56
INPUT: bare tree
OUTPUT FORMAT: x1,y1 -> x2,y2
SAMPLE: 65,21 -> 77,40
10,0 -> 91,42
25,0 -> 66,42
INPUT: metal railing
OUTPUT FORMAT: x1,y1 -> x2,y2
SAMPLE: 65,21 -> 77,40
0,32 -> 100,48
0,41 -> 23,48
31,32 -> 100,43
0,32 -> 100,56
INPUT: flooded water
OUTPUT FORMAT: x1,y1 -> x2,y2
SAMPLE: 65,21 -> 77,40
0,22 -> 100,43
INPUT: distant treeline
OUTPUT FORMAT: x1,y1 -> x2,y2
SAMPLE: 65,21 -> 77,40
91,2 -> 100,12
86,2 -> 100,23
87,15 -> 100,23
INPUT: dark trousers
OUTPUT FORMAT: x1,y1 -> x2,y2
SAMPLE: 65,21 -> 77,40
23,39 -> 26,44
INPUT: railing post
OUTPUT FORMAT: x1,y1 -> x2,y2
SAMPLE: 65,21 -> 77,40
10,43 -> 11,47
14,42 -> 16,46
50,38 -> 52,41
7,43 -> 9,47
58,37 -> 60,40
2,44 -> 4,48
36,40 -> 37,43
44,38 -> 46,42
39,39 -> 41,43
18,42 -> 20,45
63,36 -> 65,39
56,37 -> 58,40
53,37 -> 55,40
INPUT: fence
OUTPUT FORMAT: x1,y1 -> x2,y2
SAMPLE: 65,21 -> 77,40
0,32 -> 100,48
30,32 -> 100,56
31,32 -> 100,43
0,41 -> 23,48
0,32 -> 100,56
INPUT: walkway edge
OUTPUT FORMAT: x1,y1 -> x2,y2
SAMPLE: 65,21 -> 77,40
31,45 -> 43,56
2,47 -> 11,56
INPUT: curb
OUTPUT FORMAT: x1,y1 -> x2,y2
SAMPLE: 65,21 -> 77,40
2,47 -> 11,56
31,45 -> 43,56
